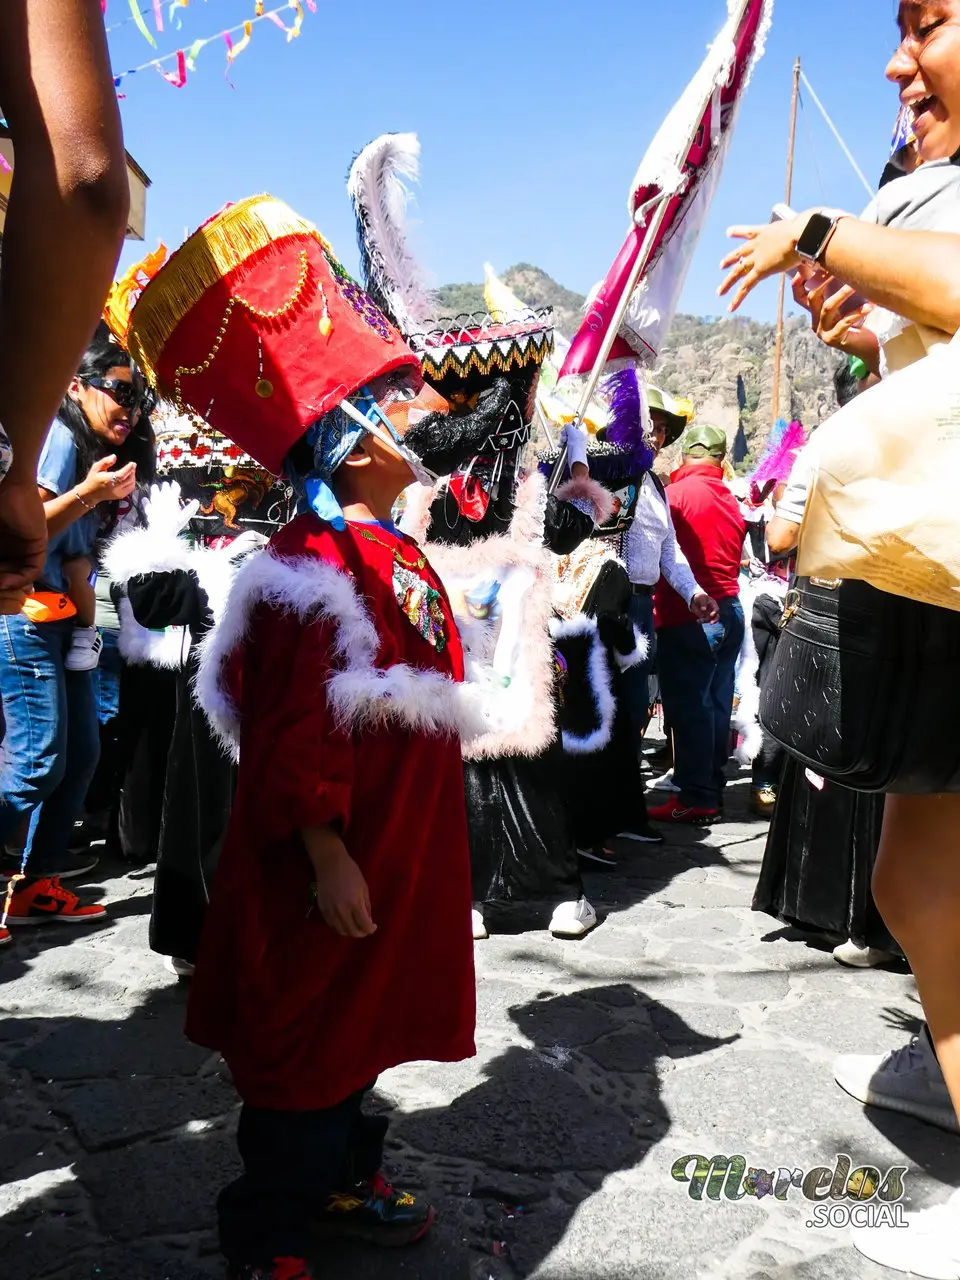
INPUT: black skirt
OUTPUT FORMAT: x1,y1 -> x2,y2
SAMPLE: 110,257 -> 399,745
753,756 -> 901,955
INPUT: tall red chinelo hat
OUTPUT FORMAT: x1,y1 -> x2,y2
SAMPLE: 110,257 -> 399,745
104,195 -> 420,475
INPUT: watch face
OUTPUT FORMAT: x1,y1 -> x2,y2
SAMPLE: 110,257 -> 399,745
797,213 -> 834,261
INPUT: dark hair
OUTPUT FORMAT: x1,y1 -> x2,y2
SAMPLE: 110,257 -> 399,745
57,335 -> 157,526
833,359 -> 860,408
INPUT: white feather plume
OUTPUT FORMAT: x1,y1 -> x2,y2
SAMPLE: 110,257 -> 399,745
347,132 -> 437,334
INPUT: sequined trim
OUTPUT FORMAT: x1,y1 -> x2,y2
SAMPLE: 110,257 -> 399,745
322,248 -> 393,340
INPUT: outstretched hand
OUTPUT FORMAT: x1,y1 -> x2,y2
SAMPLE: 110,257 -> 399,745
718,215 -> 810,312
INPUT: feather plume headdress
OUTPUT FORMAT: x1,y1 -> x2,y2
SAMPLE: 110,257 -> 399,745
749,419 -> 808,503
347,133 -> 437,334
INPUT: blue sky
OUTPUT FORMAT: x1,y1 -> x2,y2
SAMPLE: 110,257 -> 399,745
110,0 -> 905,323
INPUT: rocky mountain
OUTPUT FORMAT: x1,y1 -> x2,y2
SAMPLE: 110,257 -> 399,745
435,265 -> 845,468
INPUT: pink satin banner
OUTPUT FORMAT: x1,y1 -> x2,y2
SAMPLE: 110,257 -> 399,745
559,0 -> 766,378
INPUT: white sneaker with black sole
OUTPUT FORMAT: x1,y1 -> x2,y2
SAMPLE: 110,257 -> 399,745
549,897 -> 598,939
577,847 -> 618,868
852,1185 -> 960,1278
834,1029 -> 959,1133
64,626 -> 103,672
615,826 -> 665,845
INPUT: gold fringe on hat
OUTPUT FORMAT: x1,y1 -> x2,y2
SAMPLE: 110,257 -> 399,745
126,194 -> 333,385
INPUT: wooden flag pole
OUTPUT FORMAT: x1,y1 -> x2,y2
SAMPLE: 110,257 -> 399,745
771,56 -> 801,427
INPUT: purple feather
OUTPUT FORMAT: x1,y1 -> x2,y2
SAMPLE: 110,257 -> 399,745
602,367 -> 653,472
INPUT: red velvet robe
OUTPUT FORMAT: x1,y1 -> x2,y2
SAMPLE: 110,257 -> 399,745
186,514 -> 477,1110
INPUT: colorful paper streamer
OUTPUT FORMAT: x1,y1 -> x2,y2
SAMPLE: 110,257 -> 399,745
129,0 -> 156,45
158,48 -> 187,86
113,1 -> 311,91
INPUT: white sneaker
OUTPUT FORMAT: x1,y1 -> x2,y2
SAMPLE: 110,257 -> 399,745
834,1031 -> 959,1133
550,897 -> 598,939
64,625 -> 103,672
646,769 -> 680,793
471,907 -> 488,941
833,938 -> 898,968
163,956 -> 195,979
852,1186 -> 960,1278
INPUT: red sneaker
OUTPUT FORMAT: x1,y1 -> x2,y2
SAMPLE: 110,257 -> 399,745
0,926 -> 11,946
647,797 -> 720,824
5,876 -> 107,926
227,1259 -> 316,1280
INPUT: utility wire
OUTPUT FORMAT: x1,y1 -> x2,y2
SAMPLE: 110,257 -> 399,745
799,70 -> 874,200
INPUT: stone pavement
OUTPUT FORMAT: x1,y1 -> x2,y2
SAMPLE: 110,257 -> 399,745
2,771 -> 958,1280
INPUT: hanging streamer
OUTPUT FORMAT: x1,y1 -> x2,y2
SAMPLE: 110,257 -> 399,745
152,0 -> 164,33
115,1 -> 312,92
159,48 -> 188,87
227,20 -> 253,61
255,0 -> 265,13
169,0 -> 188,26
186,37 -> 207,70
129,0 -> 157,45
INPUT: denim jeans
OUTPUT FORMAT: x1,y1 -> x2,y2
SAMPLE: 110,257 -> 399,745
94,628 -> 122,726
621,592 -> 657,750
656,597 -> 745,811
0,615 -> 101,875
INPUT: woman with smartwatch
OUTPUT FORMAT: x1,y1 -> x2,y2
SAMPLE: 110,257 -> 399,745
0,335 -> 153,935
718,5 -> 960,1274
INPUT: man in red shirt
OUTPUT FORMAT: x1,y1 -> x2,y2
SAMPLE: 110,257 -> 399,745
648,426 -> 746,823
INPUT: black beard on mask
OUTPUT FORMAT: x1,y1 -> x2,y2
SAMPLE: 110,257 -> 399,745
403,378 -> 512,476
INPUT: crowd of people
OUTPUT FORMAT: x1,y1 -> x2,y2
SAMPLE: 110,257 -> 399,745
2,2 -> 960,1278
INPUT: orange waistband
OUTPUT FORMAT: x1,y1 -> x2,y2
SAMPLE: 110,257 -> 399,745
22,592 -> 78,623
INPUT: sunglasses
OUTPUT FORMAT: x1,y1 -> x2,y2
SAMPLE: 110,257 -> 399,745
82,375 -> 156,416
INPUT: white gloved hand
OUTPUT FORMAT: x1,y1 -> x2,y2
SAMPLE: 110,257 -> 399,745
221,530 -> 268,562
561,421 -> 589,470
141,482 -> 200,537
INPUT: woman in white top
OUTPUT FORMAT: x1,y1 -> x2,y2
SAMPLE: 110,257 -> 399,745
719,5 -> 960,1274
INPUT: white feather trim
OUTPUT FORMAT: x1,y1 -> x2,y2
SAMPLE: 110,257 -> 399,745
116,597 -> 191,669
614,624 -> 650,672
192,550 -> 481,757
550,616 -> 617,755
347,133 -> 437,334
102,523 -> 195,587
733,589 -> 763,764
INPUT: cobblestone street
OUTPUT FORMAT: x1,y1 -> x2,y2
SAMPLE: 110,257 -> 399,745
2,771 -> 956,1280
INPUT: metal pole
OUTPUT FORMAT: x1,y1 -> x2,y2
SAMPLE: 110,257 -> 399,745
771,56 -> 801,428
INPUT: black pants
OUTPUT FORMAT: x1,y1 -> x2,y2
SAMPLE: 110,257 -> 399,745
218,1084 -> 387,1265
751,593 -> 787,789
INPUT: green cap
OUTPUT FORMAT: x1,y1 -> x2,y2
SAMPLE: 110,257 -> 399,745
681,424 -> 727,460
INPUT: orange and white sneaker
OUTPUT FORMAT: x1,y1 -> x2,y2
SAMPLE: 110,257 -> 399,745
5,876 -> 107,926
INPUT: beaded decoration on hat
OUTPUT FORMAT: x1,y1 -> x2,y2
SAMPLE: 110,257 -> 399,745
103,195 -> 420,475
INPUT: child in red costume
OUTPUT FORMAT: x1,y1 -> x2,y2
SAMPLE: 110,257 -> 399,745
110,197 -> 480,1280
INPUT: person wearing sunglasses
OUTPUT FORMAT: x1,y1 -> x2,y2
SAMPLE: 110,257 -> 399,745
0,335 -> 155,937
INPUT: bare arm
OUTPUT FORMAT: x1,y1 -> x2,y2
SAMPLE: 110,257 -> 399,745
42,456 -> 137,538
766,515 -> 801,557
0,0 -> 129,585
720,212 -> 960,335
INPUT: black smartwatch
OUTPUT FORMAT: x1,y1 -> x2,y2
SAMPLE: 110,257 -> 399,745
796,209 -> 845,264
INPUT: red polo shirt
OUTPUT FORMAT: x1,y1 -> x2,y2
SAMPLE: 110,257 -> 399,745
654,461 -> 746,630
